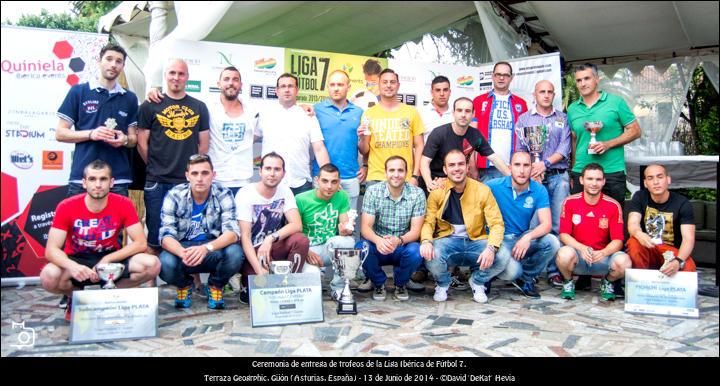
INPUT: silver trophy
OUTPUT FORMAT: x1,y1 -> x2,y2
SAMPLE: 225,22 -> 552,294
646,214 -> 665,245
95,263 -> 125,289
516,125 -> 548,164
660,250 -> 676,272
270,260 -> 293,275
330,245 -> 369,315
584,121 -> 604,154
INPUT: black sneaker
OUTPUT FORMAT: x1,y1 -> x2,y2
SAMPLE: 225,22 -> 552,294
511,279 -> 541,299
58,295 -> 69,309
576,275 -> 592,291
239,288 -> 249,305
613,280 -> 625,299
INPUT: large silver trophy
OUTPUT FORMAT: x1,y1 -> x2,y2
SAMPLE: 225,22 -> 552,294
584,121 -> 604,154
95,263 -> 125,289
330,244 -> 369,315
516,125 -> 548,164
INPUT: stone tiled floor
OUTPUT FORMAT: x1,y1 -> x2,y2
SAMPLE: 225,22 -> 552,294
2,268 -> 717,357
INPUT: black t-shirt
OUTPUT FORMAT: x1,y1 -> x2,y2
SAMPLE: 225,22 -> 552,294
138,94 -> 210,183
442,189 -> 465,225
627,190 -> 694,248
422,123 -> 494,178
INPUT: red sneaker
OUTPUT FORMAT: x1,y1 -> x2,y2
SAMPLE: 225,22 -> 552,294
65,298 -> 73,322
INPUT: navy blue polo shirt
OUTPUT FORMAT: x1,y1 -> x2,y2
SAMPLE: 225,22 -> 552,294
57,80 -> 138,183
486,176 -> 549,236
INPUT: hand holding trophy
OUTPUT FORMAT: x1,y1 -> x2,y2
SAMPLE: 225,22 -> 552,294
584,121 -> 603,154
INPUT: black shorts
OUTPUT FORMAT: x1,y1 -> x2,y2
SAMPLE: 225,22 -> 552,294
69,253 -> 131,288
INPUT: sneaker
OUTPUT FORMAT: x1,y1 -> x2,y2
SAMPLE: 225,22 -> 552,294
239,288 -> 249,305
411,270 -> 427,283
576,274 -> 592,291
613,280 -> 625,299
227,273 -> 242,292
373,286 -> 386,301
433,286 -> 449,302
512,279 -> 541,299
405,279 -> 426,292
561,279 -> 575,300
394,285 -> 409,301
468,280 -> 488,303
197,283 -> 209,298
207,286 -> 225,309
600,278 -> 616,301
65,298 -> 73,322
547,273 -> 563,288
450,275 -> 469,291
58,295 -> 69,309
356,278 -> 374,293
175,286 -> 193,308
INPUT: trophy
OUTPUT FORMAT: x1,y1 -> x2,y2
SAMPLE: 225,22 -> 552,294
646,214 -> 665,245
95,263 -> 125,289
584,121 -> 604,154
104,117 -> 117,130
515,125 -> 548,164
360,117 -> 371,136
270,260 -> 293,275
344,209 -> 358,232
660,250 -> 675,272
329,244 -> 369,315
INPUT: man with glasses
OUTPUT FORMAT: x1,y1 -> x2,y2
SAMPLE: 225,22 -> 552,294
158,154 -> 243,309
472,61 -> 527,182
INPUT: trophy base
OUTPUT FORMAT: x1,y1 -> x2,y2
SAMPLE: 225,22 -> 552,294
336,301 -> 357,315
587,150 -> 597,155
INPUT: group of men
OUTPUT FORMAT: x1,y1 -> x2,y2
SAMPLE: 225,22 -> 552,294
40,44 -> 699,320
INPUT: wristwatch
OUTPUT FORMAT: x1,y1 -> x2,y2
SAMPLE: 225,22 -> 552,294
543,159 -> 551,169
421,240 -> 433,245
674,258 -> 686,270
487,245 -> 499,253
204,243 -> 215,252
271,232 -> 280,242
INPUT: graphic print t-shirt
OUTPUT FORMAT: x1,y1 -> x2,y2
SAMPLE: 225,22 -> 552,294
489,93 -> 514,165
627,190 -> 694,248
185,198 -> 208,242
138,94 -> 210,183
235,184 -> 297,246
296,189 -> 350,246
51,193 -> 140,256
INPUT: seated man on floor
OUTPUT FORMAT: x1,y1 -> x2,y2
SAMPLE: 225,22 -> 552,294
487,152 -> 561,299
236,152 -> 309,304
555,163 -> 631,301
159,154 -> 244,309
41,160 -> 160,321
358,156 -> 425,301
421,150 -> 509,303
626,164 -> 697,275
297,163 -> 356,301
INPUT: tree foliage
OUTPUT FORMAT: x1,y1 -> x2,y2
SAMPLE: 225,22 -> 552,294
8,1 -> 120,32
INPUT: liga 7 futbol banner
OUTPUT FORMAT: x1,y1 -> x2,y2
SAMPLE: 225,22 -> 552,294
1,26 -> 108,280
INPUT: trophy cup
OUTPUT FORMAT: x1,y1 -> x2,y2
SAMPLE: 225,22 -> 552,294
330,245 -> 369,315
104,117 -> 117,130
660,250 -> 675,272
270,260 -> 293,275
515,125 -> 548,164
360,118 -> 371,136
584,121 -> 604,154
646,214 -> 665,245
345,209 -> 358,232
95,263 -> 125,289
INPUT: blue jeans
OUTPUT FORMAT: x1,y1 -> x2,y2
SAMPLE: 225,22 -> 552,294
144,180 -> 180,248
569,249 -> 627,276
67,182 -> 129,197
501,233 -> 561,282
305,236 -> 356,292
425,236 -> 511,287
529,171 -> 569,275
159,240 -> 244,289
357,239 -> 422,287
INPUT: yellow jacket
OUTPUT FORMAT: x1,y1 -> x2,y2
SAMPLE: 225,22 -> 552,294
420,178 -> 504,248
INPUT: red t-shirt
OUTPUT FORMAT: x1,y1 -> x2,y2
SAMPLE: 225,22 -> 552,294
51,193 -> 140,255
559,192 -> 624,250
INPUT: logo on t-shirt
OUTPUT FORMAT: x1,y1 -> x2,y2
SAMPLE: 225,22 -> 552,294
83,100 -> 99,114
599,217 -> 609,229
572,214 -> 581,225
523,196 -> 534,209
222,122 -> 247,151
157,105 -> 200,141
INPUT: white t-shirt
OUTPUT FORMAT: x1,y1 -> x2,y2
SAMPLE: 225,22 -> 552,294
489,93 -> 514,165
235,183 -> 297,246
208,98 -> 259,187
420,103 -> 453,142
257,104 -> 324,188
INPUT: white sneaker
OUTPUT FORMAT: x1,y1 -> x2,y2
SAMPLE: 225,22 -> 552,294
373,286 -> 386,301
433,286 -> 449,302
468,280 -> 488,303
228,273 -> 242,292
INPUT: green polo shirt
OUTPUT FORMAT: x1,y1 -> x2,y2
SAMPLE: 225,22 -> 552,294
568,91 -> 636,173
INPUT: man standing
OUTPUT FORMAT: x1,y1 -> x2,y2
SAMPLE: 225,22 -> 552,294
56,44 -> 138,198
358,69 -> 425,187
421,150 -> 508,303
313,70 -> 365,214
567,63 -> 641,206
473,61 -> 528,181
137,59 -> 210,253
358,156 -> 426,301
235,152 -> 310,303
297,164 -> 356,301
420,76 -> 453,141
555,163 -> 632,301
514,80 -> 571,288
40,160 -> 160,321
158,155 -> 243,309
259,73 -> 330,195
626,164 -> 697,274
486,152 -> 561,298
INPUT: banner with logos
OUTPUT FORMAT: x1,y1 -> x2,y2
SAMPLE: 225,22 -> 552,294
1,26 -> 107,279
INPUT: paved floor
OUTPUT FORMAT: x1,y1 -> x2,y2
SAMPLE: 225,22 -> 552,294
2,268 -> 717,357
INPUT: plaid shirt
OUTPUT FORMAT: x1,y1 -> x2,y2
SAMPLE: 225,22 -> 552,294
361,182 -> 426,237
159,182 -> 240,243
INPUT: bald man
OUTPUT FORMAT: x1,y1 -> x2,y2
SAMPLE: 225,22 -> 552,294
514,80 -> 571,288
137,58 -> 211,254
